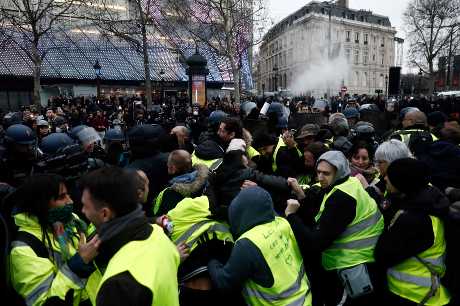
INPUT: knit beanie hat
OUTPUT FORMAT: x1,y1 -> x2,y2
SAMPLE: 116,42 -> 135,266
387,158 -> 430,194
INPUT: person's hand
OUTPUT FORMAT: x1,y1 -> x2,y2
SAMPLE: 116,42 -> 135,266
177,242 -> 190,263
241,180 -> 258,189
354,173 -> 369,189
287,177 -> 305,199
78,234 -> 101,264
282,131 -> 297,149
285,199 -> 301,217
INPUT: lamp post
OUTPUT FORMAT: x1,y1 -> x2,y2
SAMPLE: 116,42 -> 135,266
273,66 -> 279,92
418,69 -> 423,95
93,60 -> 102,98
385,75 -> 389,100
159,68 -> 165,105
262,83 -> 265,100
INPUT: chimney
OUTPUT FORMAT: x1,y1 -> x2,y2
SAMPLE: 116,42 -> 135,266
336,0 -> 349,8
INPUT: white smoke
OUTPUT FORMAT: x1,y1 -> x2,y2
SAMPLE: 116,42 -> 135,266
289,55 -> 351,97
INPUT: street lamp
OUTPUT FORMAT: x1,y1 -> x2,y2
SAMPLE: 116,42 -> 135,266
159,68 -> 165,105
273,66 -> 279,92
93,60 -> 102,98
262,83 -> 265,100
385,75 -> 389,100
418,69 -> 423,95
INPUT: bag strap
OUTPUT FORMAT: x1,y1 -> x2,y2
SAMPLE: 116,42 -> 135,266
415,256 -> 441,306
14,231 -> 49,259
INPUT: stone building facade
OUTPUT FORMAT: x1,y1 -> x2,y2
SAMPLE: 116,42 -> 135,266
255,0 -> 397,97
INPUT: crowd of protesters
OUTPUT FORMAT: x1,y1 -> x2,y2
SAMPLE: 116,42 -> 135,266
1,92 -> 460,306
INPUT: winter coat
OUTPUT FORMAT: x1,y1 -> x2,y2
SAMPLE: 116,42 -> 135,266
208,151 -> 290,218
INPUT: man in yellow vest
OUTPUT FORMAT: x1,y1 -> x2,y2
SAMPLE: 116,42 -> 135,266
375,158 -> 451,305
155,195 -> 238,305
285,150 -> 384,306
80,167 -> 180,306
390,109 -> 438,147
208,186 -> 312,306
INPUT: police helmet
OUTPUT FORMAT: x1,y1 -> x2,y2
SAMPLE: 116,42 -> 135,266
343,108 -> 360,119
69,125 -> 88,140
127,124 -> 165,142
5,124 -> 36,145
37,119 -> 49,127
208,111 -> 228,127
40,133 -> 74,155
104,128 -> 125,142
2,112 -> 23,128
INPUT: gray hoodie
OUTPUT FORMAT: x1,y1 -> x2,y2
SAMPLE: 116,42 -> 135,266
317,150 -> 351,185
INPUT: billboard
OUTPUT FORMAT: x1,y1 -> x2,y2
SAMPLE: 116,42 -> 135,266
192,75 -> 206,107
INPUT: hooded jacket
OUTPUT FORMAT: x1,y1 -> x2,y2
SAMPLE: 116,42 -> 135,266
155,164 -> 209,216
375,185 -> 450,269
287,151 -> 359,258
208,187 -> 276,291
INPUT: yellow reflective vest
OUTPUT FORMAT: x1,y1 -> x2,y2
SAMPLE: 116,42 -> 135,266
9,213 -> 93,306
315,177 -> 384,270
387,214 -> 450,305
167,196 -> 233,253
272,137 -> 303,173
238,217 -> 312,306
96,225 -> 180,306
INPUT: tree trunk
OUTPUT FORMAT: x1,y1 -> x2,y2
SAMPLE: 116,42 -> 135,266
31,44 -> 42,110
142,30 -> 153,109
137,0 -> 153,109
230,60 -> 241,105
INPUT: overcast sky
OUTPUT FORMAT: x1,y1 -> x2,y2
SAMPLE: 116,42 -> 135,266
267,0 -> 413,70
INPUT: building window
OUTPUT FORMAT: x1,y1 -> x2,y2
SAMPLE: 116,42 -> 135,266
355,32 -> 360,44
364,72 -> 368,87
355,71 -> 360,86
346,31 -> 351,42
364,34 -> 368,45
381,53 -> 385,65
372,54 -> 376,62
363,51 -> 368,65
381,37 -> 385,47
354,50 -> 359,64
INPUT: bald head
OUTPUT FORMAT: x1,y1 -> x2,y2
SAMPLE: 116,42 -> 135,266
167,150 -> 192,175
403,111 -> 427,128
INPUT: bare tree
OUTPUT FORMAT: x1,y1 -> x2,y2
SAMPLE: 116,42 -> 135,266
0,0 -> 81,109
404,0 -> 460,94
164,0 -> 268,104
87,0 -> 165,109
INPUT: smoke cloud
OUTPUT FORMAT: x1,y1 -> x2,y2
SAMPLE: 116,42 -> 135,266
289,55 -> 351,97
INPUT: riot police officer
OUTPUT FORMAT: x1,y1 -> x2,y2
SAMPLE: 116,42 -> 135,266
0,124 -> 38,187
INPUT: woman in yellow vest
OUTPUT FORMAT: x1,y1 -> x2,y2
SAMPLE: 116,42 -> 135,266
375,158 -> 451,306
285,150 -> 384,306
8,174 -> 100,306
208,186 -> 312,306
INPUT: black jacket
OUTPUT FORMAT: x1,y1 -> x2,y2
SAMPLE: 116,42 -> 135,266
208,150 -> 290,218
126,152 -> 169,215
374,186 -> 450,269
